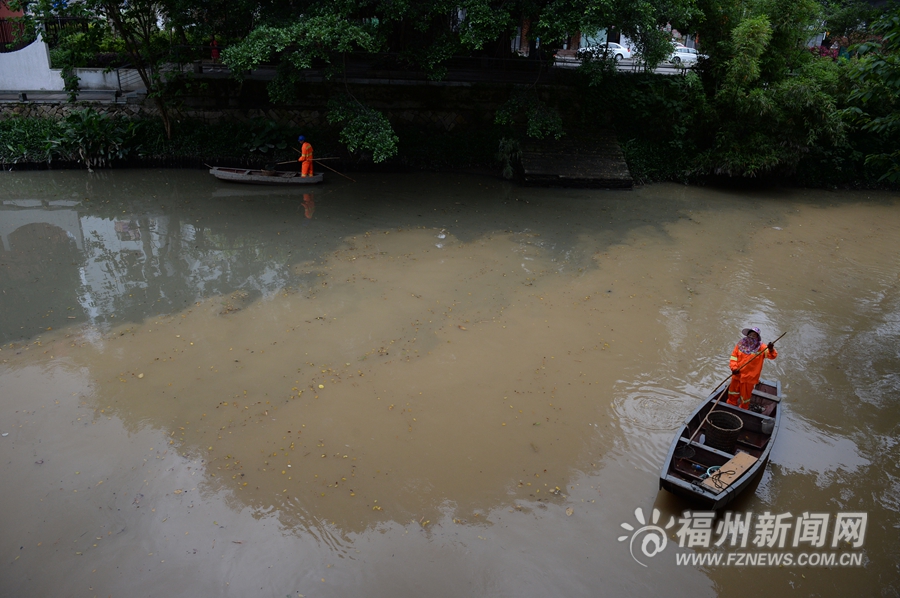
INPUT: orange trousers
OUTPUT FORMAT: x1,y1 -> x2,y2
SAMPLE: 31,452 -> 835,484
726,377 -> 755,409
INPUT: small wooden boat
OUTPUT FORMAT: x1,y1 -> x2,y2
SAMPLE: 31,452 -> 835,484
659,378 -> 782,510
209,167 -> 323,185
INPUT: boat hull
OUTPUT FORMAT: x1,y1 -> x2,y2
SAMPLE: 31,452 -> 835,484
659,379 -> 782,510
209,167 -> 324,185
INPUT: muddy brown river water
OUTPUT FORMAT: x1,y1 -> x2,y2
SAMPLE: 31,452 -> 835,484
0,170 -> 898,597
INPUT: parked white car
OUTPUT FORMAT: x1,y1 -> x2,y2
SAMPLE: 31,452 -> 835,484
669,46 -> 702,65
577,42 -> 633,61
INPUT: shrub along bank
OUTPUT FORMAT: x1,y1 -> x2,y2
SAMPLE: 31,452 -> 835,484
0,110 -> 506,173
574,59 -> 895,188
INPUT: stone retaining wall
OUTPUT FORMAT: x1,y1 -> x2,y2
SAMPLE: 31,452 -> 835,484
0,81 -> 574,133
0,102 -> 328,128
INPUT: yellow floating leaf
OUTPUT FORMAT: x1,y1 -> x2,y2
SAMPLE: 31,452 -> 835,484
566,507 -> 574,516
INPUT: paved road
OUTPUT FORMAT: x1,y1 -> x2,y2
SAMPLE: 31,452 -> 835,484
553,56 -> 694,75
0,89 -> 122,102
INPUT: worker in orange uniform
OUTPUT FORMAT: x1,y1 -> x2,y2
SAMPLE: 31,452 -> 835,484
727,327 -> 777,409
297,135 -> 314,177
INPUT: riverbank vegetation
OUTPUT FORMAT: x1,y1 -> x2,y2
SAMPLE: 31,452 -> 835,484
2,0 -> 898,187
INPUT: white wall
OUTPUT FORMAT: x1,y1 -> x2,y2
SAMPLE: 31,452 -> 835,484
0,34 -> 65,91
74,68 -> 138,91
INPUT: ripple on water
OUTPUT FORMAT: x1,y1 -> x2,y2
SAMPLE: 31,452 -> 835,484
612,385 -> 697,432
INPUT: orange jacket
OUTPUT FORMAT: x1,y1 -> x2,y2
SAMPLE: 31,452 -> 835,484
730,343 -> 777,385
298,141 -> 313,162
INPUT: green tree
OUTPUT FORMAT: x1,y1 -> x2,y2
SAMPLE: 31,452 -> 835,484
821,0 -> 879,46
221,0 -> 697,160
327,94 -> 399,163
12,0 -> 262,139
846,7 -> 900,182
685,0 -> 849,177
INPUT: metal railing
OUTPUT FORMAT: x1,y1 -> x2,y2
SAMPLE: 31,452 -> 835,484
36,16 -> 90,45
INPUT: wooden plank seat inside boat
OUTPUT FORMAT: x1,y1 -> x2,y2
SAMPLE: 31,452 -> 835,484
755,381 -> 780,397
751,388 -> 779,411
701,452 -> 759,492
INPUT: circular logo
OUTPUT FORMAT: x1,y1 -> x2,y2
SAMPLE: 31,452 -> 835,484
618,507 -> 676,567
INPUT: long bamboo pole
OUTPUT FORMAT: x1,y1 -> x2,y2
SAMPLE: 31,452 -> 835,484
314,159 -> 356,182
292,147 -> 356,182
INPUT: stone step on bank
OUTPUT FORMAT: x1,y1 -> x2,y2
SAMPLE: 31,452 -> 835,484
520,134 -> 632,189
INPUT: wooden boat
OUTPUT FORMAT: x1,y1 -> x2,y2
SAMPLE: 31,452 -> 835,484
659,378 -> 782,510
209,167 -> 323,185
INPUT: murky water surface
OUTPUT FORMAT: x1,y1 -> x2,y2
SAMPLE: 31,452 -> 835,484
1,170 -> 898,597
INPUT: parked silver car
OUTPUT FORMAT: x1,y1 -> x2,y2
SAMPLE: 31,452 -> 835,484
577,42 -> 633,61
669,46 -> 703,65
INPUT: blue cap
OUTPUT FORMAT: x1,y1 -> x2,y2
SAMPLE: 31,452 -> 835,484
298,135 -> 305,142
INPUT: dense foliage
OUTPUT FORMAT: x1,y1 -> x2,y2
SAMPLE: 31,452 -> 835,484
494,89 -> 565,141
0,110 -> 503,171
577,0 -> 898,185
0,117 -> 57,165
326,95 -> 399,164
846,8 -> 900,182
0,110 -> 146,169
216,0 -> 698,161
3,0 -> 898,185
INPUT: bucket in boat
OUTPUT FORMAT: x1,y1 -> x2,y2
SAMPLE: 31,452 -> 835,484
760,418 -> 774,435
705,411 -> 743,453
